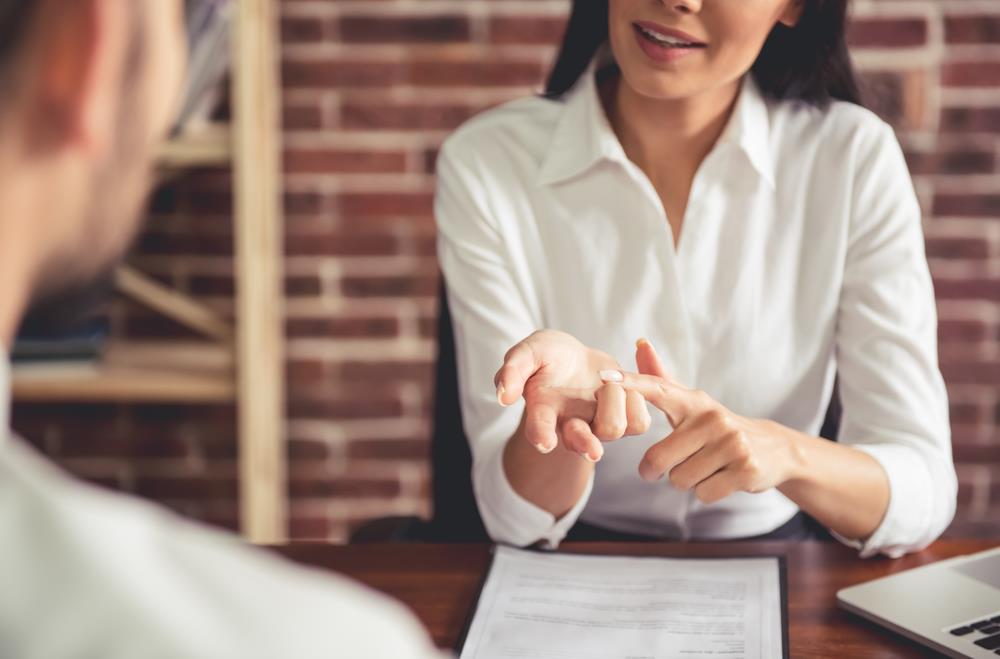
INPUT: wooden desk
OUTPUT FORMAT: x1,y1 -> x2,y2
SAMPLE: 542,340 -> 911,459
275,539 -> 996,658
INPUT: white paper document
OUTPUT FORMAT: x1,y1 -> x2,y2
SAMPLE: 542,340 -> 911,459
459,546 -> 784,659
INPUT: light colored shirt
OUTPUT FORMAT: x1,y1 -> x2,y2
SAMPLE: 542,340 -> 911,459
0,355 -> 446,659
435,61 -> 955,559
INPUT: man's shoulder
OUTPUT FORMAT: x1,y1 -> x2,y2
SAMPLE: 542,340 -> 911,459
0,436 -> 444,658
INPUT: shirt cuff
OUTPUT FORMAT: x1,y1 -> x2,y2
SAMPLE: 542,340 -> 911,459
472,438 -> 593,548
832,442 -> 934,559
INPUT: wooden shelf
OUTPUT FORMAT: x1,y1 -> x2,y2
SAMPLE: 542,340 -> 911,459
12,341 -> 235,404
156,125 -> 232,169
15,0 -> 289,542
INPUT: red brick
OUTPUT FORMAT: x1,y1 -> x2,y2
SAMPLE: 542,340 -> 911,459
905,145 -> 995,176
941,361 -> 1000,385
339,15 -> 470,43
951,401 -> 986,425
328,477 -> 402,498
285,275 -> 324,297
954,444 -> 1000,463
289,516 -> 331,539
287,390 -> 406,419
933,276 -> 1000,302
135,231 -> 234,256
925,236 -> 990,260
939,319 -> 991,343
134,474 -> 239,500
282,58 -> 407,89
289,474 -> 402,498
411,58 -> 546,87
284,190 -> 326,215
848,18 -> 927,48
188,275 -> 234,296
340,99 -> 483,131
341,274 -> 439,298
288,438 -> 330,461
338,192 -> 435,220
285,231 -> 400,257
942,61 -> 1000,87
286,359 -> 329,385
284,148 -> 409,174
340,360 -> 433,381
488,16 -> 567,44
940,106 -> 1000,133
286,315 -> 401,338
945,15 -> 1000,44
283,103 -> 324,131
347,438 -> 430,461
281,15 -> 327,43
932,193 -> 1000,218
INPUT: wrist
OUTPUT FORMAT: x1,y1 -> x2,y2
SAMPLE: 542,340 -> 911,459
764,419 -> 810,486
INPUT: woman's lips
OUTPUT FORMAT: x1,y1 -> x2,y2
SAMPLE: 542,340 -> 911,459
632,22 -> 707,64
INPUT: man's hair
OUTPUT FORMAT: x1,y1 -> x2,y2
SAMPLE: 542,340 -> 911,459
0,2 -> 38,79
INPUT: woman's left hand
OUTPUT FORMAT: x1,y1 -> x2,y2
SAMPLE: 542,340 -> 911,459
603,339 -> 806,504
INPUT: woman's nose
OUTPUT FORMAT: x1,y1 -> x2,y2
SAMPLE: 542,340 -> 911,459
663,0 -> 703,14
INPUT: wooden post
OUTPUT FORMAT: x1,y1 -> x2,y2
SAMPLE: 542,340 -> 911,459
231,0 -> 286,543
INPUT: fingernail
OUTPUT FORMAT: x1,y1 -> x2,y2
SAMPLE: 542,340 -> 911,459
599,369 -> 623,383
583,451 -> 602,463
534,442 -> 554,454
496,385 -> 508,407
636,337 -> 652,349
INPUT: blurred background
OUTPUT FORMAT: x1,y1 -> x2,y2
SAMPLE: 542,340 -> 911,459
10,0 -> 1000,543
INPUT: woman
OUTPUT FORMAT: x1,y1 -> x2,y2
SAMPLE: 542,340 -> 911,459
434,0 -> 955,557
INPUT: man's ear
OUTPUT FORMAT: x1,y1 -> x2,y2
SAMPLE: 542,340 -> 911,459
777,0 -> 805,28
28,0 -> 124,156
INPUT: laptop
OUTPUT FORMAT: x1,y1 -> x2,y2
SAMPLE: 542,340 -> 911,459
837,546 -> 1000,658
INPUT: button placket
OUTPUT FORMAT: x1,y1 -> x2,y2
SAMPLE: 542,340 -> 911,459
617,158 -> 699,540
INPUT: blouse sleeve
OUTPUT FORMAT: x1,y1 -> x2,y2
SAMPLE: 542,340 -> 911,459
834,119 -> 956,558
433,138 -> 593,547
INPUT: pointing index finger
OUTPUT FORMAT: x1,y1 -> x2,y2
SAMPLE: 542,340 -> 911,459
600,370 -> 694,428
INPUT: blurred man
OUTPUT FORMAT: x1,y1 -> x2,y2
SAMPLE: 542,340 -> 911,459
0,2 -> 445,657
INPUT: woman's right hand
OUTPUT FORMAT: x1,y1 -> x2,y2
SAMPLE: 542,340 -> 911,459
494,330 -> 652,462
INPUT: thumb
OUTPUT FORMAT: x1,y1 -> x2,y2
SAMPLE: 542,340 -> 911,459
493,340 -> 540,406
636,338 -> 669,379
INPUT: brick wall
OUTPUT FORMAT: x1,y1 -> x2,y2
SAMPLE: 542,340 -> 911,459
14,0 -> 1000,542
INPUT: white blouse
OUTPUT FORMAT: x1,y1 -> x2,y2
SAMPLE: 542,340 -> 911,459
435,62 -> 956,559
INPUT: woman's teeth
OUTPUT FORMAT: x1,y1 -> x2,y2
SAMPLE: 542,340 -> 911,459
637,25 -> 700,48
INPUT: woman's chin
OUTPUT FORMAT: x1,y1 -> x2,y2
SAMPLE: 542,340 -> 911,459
620,69 -> 706,102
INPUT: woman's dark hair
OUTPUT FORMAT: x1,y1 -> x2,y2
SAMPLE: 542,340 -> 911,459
544,0 -> 863,107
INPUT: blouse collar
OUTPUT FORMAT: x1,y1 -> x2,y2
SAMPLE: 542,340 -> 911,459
539,50 -> 776,189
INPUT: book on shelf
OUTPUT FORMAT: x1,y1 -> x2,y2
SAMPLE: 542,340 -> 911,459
172,0 -> 233,137
13,316 -> 110,366
12,276 -> 113,366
